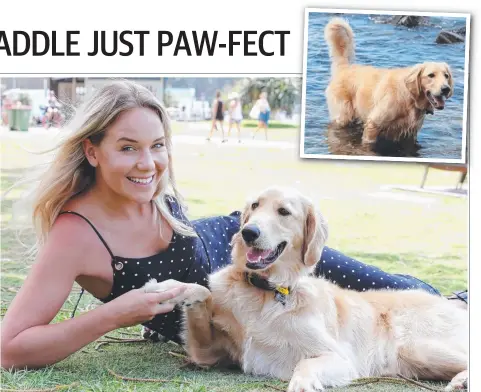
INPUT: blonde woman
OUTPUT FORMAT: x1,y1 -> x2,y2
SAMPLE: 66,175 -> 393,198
1,80 -> 453,370
1,80 -> 240,369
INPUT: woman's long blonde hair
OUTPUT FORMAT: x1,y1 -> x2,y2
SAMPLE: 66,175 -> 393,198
31,79 -> 195,250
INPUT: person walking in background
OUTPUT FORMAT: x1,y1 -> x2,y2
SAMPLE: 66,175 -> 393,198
206,91 -> 226,142
251,91 -> 270,141
227,92 -> 243,143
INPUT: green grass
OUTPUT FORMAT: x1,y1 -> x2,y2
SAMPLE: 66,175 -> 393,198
0,125 -> 468,391
239,119 -> 298,129
170,120 -> 299,142
190,119 -> 297,129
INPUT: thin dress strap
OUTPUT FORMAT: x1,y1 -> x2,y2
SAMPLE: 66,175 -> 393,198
59,211 -> 114,259
59,210 -> 114,318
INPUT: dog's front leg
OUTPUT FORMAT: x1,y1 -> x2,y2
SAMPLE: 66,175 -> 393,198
362,120 -> 380,144
287,353 -> 358,392
182,295 -> 231,368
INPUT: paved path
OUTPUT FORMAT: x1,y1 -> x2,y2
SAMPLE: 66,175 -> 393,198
0,125 -> 296,150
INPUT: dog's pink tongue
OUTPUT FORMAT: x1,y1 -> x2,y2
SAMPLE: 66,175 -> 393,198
434,95 -> 445,108
247,248 -> 272,263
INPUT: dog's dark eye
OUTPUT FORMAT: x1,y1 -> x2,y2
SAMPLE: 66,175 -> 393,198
445,73 -> 450,79
428,73 -> 435,78
278,207 -> 291,216
251,202 -> 259,210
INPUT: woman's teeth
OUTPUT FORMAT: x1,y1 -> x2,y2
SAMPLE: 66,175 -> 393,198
128,176 -> 153,184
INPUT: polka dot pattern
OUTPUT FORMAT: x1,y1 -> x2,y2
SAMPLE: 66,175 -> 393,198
314,247 -> 440,296
100,197 -> 241,344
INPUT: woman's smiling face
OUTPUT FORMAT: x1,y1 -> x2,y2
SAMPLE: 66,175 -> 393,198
84,107 -> 169,204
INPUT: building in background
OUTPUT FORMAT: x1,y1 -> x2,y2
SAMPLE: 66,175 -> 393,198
83,78 -> 164,104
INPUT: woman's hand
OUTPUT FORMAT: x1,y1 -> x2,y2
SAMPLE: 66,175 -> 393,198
106,284 -> 187,329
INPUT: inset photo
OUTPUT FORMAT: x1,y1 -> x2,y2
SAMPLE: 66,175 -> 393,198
301,9 -> 470,162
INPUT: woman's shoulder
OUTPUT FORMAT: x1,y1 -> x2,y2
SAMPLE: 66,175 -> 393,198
39,211 -> 112,280
53,209 -> 107,250
54,195 -> 111,252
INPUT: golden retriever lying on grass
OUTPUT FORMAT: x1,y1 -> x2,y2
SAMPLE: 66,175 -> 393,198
324,18 -> 454,144
144,187 -> 467,391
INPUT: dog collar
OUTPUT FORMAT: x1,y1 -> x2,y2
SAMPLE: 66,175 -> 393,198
244,272 -> 290,305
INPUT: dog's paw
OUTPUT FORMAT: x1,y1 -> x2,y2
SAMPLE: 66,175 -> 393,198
362,136 -> 376,144
143,278 -> 182,294
445,370 -> 468,391
332,118 -> 350,128
141,326 -> 166,343
181,284 -> 211,307
288,372 -> 324,392
142,279 -> 210,307
142,279 -> 189,306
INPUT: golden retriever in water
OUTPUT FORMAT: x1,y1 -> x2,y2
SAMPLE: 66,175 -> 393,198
144,186 -> 467,391
324,18 -> 454,144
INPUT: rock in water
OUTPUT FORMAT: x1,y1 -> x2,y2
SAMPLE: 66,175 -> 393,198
392,15 -> 425,27
436,30 -> 465,44
454,26 -> 466,36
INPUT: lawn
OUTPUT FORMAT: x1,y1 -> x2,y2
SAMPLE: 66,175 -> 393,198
170,120 -> 299,142
0,124 -> 468,391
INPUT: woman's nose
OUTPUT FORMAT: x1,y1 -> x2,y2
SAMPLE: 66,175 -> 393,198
136,150 -> 156,170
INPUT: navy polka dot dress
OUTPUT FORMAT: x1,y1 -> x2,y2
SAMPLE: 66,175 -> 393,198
313,247 -> 439,295
62,196 -> 440,344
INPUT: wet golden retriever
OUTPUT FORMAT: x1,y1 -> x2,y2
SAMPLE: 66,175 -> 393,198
144,186 -> 467,391
324,18 -> 454,144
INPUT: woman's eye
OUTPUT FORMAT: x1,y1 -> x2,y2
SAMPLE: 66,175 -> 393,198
153,143 -> 165,149
121,146 -> 135,152
251,202 -> 259,210
278,208 -> 291,216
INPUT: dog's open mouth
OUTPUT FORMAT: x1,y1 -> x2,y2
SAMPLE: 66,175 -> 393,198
426,91 -> 445,110
245,241 -> 287,270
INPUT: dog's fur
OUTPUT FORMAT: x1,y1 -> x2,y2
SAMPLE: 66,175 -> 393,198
144,186 -> 467,392
324,18 -> 454,144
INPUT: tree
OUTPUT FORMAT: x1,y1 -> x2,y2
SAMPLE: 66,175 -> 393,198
163,90 -> 177,108
239,78 -> 301,116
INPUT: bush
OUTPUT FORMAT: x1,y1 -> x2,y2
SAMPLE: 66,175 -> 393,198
17,93 -> 32,107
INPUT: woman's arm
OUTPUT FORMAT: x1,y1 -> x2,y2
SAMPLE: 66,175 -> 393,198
1,216 -> 185,369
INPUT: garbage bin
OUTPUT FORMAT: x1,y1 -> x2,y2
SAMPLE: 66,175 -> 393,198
8,107 -> 31,131
7,108 -> 17,130
15,108 -> 31,132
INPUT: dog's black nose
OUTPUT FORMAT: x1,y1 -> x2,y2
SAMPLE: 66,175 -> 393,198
242,225 -> 261,243
441,86 -> 451,95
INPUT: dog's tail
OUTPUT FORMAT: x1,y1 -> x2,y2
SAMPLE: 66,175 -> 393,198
324,18 -> 355,72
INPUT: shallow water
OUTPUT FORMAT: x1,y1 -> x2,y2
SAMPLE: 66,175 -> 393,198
303,12 -> 468,160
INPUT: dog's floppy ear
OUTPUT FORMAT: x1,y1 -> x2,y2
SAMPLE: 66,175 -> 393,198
302,202 -> 329,267
405,64 -> 425,102
445,63 -> 454,98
